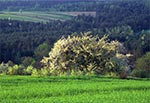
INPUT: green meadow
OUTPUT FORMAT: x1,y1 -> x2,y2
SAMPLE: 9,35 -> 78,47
0,76 -> 150,103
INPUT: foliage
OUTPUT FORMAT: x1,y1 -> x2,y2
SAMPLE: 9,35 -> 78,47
25,65 -> 34,75
29,68 -> 50,76
0,62 -> 42,76
132,69 -> 150,78
125,31 -> 150,60
31,69 -> 39,76
34,42 -> 51,61
135,52 -> 150,71
106,25 -> 134,42
144,0 -> 150,8
21,57 -> 35,67
0,0 -> 88,11
41,33 -> 129,76
7,64 -> 25,75
132,52 -> 150,78
113,53 -> 133,78
0,62 -> 9,75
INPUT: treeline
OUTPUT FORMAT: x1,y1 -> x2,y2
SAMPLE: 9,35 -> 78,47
0,24 -> 149,65
0,0 -> 95,11
0,20 -> 62,63
0,0 -> 149,12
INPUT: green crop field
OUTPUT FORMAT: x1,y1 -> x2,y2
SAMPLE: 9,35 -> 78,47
0,76 -> 150,103
0,11 -> 96,23
0,11 -> 73,22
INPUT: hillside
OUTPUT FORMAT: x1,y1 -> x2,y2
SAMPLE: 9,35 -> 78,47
0,0 -> 150,78
0,1 -> 150,103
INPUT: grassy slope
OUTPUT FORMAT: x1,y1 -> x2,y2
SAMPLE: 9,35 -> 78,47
0,76 -> 150,103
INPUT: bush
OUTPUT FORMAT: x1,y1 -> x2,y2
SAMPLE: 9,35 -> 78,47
132,52 -> 150,78
112,53 -> 132,78
132,69 -> 150,78
25,65 -> 34,75
41,33 -> 130,76
34,42 -> 51,61
21,57 -> 35,67
7,65 -> 25,75
135,52 -> 150,71
0,62 -> 41,76
40,69 -> 50,76
31,69 -> 39,76
0,63 -> 9,75
7,65 -> 19,75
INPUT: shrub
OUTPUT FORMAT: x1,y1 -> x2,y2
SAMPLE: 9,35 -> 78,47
132,69 -> 150,78
7,65 -> 19,75
41,33 -> 130,76
0,62 -> 40,76
7,65 -> 25,75
31,69 -> 39,76
21,57 -> 35,67
34,42 -> 51,60
132,52 -> 150,78
135,52 -> 150,71
25,65 -> 34,75
112,53 -> 132,78
40,69 -> 50,76
0,63 -> 9,75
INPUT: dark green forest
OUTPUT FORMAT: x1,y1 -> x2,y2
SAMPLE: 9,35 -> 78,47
0,0 -> 150,77
0,0 -> 96,11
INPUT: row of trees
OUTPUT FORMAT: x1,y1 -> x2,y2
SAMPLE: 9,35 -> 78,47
0,0 -> 94,11
0,34 -> 131,78
0,33 -> 150,78
0,0 -> 149,12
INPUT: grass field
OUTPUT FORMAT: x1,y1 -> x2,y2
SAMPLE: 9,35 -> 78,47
0,76 -> 150,103
0,11 -> 96,23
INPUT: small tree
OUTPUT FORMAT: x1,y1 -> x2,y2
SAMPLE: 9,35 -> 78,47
34,42 -> 51,61
41,33 -> 129,76
21,56 -> 35,67
137,52 -> 150,70
0,62 -> 9,74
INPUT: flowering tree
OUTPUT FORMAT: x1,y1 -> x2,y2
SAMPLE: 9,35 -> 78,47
41,33 -> 130,76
